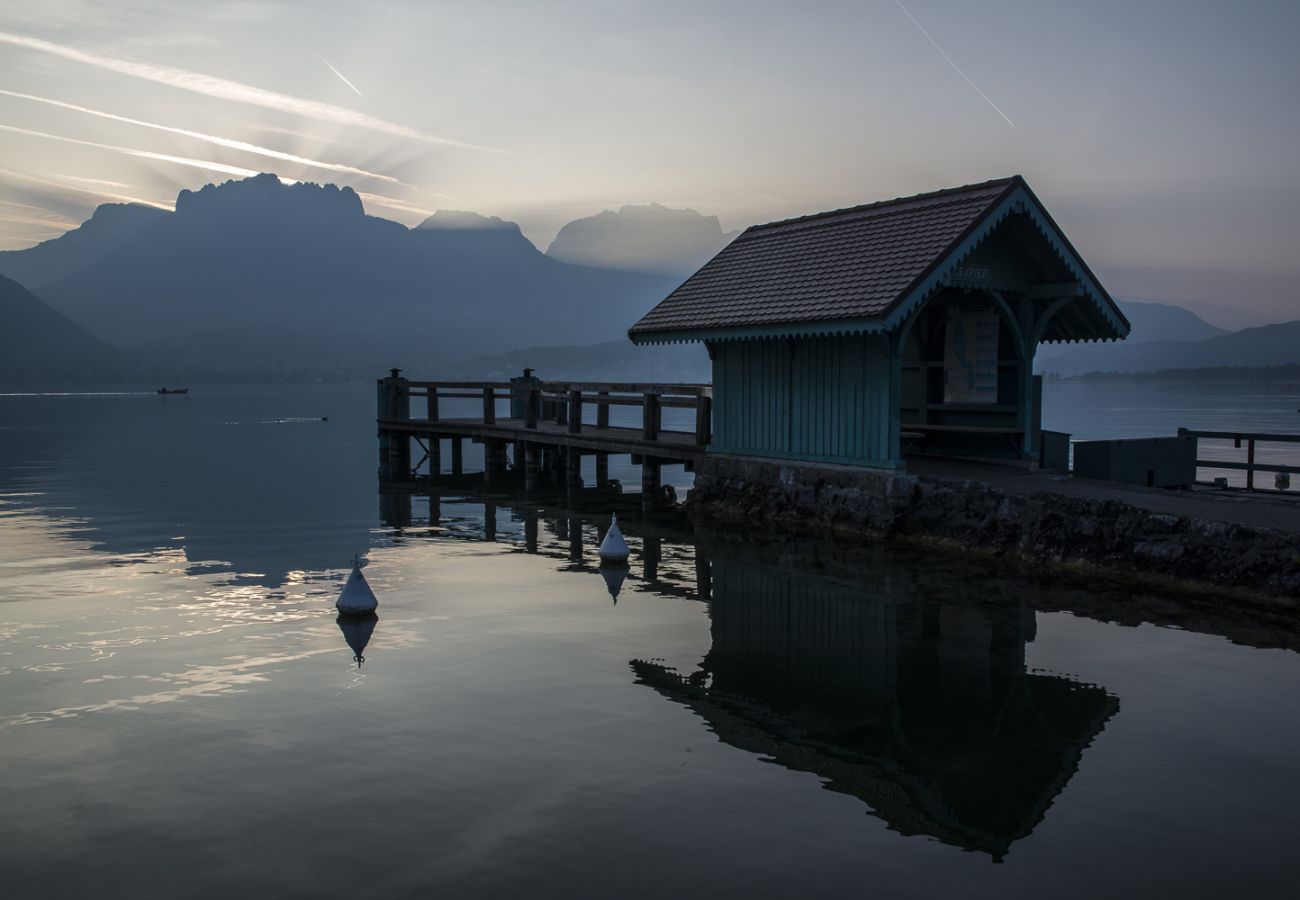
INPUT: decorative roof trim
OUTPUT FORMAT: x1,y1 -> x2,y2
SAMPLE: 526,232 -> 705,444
629,180 -> 1130,346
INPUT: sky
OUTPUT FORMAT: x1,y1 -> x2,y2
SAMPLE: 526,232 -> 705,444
0,0 -> 1297,325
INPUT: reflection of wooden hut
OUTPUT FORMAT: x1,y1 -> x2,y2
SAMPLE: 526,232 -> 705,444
629,176 -> 1128,467
632,552 -> 1118,859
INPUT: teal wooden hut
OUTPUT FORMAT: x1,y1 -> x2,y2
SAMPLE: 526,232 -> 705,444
628,176 -> 1129,469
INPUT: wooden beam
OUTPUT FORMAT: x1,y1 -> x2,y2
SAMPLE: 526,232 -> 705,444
1027,281 -> 1084,300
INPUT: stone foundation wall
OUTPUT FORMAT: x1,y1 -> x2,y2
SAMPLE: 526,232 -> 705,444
688,454 -> 1300,602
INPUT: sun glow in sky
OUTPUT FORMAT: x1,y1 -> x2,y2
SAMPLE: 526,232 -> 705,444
1,0 -> 1297,323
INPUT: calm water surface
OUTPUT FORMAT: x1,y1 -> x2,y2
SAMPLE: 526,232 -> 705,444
1,383 -> 1298,898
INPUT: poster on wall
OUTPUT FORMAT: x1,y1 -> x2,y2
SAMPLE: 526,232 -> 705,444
944,310 -> 1000,404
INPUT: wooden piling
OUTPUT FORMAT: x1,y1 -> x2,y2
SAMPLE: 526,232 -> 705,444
451,437 -> 463,475
595,453 -> 609,488
641,457 -> 661,508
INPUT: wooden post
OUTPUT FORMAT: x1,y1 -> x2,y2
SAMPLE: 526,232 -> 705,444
568,514 -> 582,562
565,448 -> 582,494
643,535 -> 661,582
597,392 -> 610,429
484,440 -> 506,483
695,395 -> 712,446
524,386 -> 538,429
524,509 -> 538,553
641,457 -> 660,509
451,438 -> 463,475
430,437 -> 442,475
484,501 -> 497,541
524,443 -> 541,491
428,386 -> 439,422
555,388 -> 568,427
1247,439 -> 1256,490
643,392 -> 660,441
694,546 -> 711,601
595,453 -> 609,488
568,389 -> 582,434
483,386 -> 495,424
428,493 -> 440,527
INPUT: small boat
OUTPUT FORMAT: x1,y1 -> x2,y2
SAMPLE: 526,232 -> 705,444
157,387 -> 188,395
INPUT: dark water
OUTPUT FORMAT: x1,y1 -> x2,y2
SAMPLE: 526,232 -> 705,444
1,384 -> 1297,898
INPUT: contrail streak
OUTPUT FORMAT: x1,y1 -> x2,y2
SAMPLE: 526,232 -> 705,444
319,55 -> 362,96
0,123 -> 268,180
0,166 -> 174,210
356,192 -> 437,218
0,30 -> 512,154
0,88 -> 400,183
894,1 -> 1015,127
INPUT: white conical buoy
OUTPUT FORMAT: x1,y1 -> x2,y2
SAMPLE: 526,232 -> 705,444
336,556 -> 379,616
598,513 -> 630,565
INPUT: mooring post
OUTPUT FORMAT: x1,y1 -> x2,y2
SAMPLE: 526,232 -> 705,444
695,395 -> 712,446
643,535 -> 661,582
595,453 -> 609,488
377,368 -> 411,480
597,392 -> 610,429
694,546 -> 711,601
451,438 -> 463,475
484,440 -> 506,483
641,457 -> 661,509
482,386 -> 496,424
569,514 -> 583,562
565,448 -> 582,495
568,389 -> 582,434
524,509 -> 539,553
643,392 -> 660,441
524,385 -> 539,429
524,443 -> 541,492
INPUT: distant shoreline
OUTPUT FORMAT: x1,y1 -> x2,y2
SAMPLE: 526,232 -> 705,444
1043,363 -> 1300,386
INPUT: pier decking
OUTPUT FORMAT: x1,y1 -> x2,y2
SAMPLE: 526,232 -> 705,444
377,372 -> 711,503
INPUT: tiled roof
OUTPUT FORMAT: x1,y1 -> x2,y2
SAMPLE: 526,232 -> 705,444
629,177 -> 1020,339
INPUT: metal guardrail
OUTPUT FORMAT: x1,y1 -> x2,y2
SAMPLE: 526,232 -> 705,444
1177,428 -> 1300,490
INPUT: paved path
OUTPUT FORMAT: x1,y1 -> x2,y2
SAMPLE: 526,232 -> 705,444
906,456 -> 1300,534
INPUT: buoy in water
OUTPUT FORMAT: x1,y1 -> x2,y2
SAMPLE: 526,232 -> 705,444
598,513 -> 630,565
337,556 -> 379,615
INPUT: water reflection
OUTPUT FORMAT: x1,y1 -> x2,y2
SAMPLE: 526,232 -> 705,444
337,613 -> 378,667
382,486 -> 1127,859
634,538 -> 1119,860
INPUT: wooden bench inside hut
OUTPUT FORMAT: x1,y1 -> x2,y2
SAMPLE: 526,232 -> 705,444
628,176 -> 1129,470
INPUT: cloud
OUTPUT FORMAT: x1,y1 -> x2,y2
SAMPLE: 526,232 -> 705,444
319,56 -> 362,97
0,29 -> 512,154
0,88 -> 401,183
0,122 -> 268,180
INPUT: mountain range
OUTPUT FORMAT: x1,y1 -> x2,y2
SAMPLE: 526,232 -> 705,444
0,173 -> 1295,385
0,174 -> 680,378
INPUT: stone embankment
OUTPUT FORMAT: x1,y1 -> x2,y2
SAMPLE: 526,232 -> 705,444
688,455 -> 1300,603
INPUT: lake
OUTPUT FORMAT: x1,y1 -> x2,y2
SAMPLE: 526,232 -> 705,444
1,382 -> 1298,898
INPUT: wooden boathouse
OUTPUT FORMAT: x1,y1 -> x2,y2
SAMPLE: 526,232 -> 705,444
378,175 -> 1128,499
629,176 -> 1129,468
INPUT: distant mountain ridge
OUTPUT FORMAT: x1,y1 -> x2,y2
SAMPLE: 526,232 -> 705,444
1042,320 -> 1300,376
0,174 -> 679,375
0,274 -> 119,377
0,202 -> 167,291
546,203 -> 737,274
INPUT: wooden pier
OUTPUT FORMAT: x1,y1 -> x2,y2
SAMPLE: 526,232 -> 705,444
377,370 -> 712,505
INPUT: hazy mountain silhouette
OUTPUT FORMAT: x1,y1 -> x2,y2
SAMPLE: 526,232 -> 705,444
0,202 -> 167,291
0,274 -> 119,377
439,339 -> 710,382
0,174 -> 678,375
546,203 -> 737,275
1041,320 -> 1300,376
1037,300 -> 1229,370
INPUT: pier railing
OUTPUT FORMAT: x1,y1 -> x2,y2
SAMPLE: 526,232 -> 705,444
1177,428 -> 1300,490
403,380 -> 714,447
